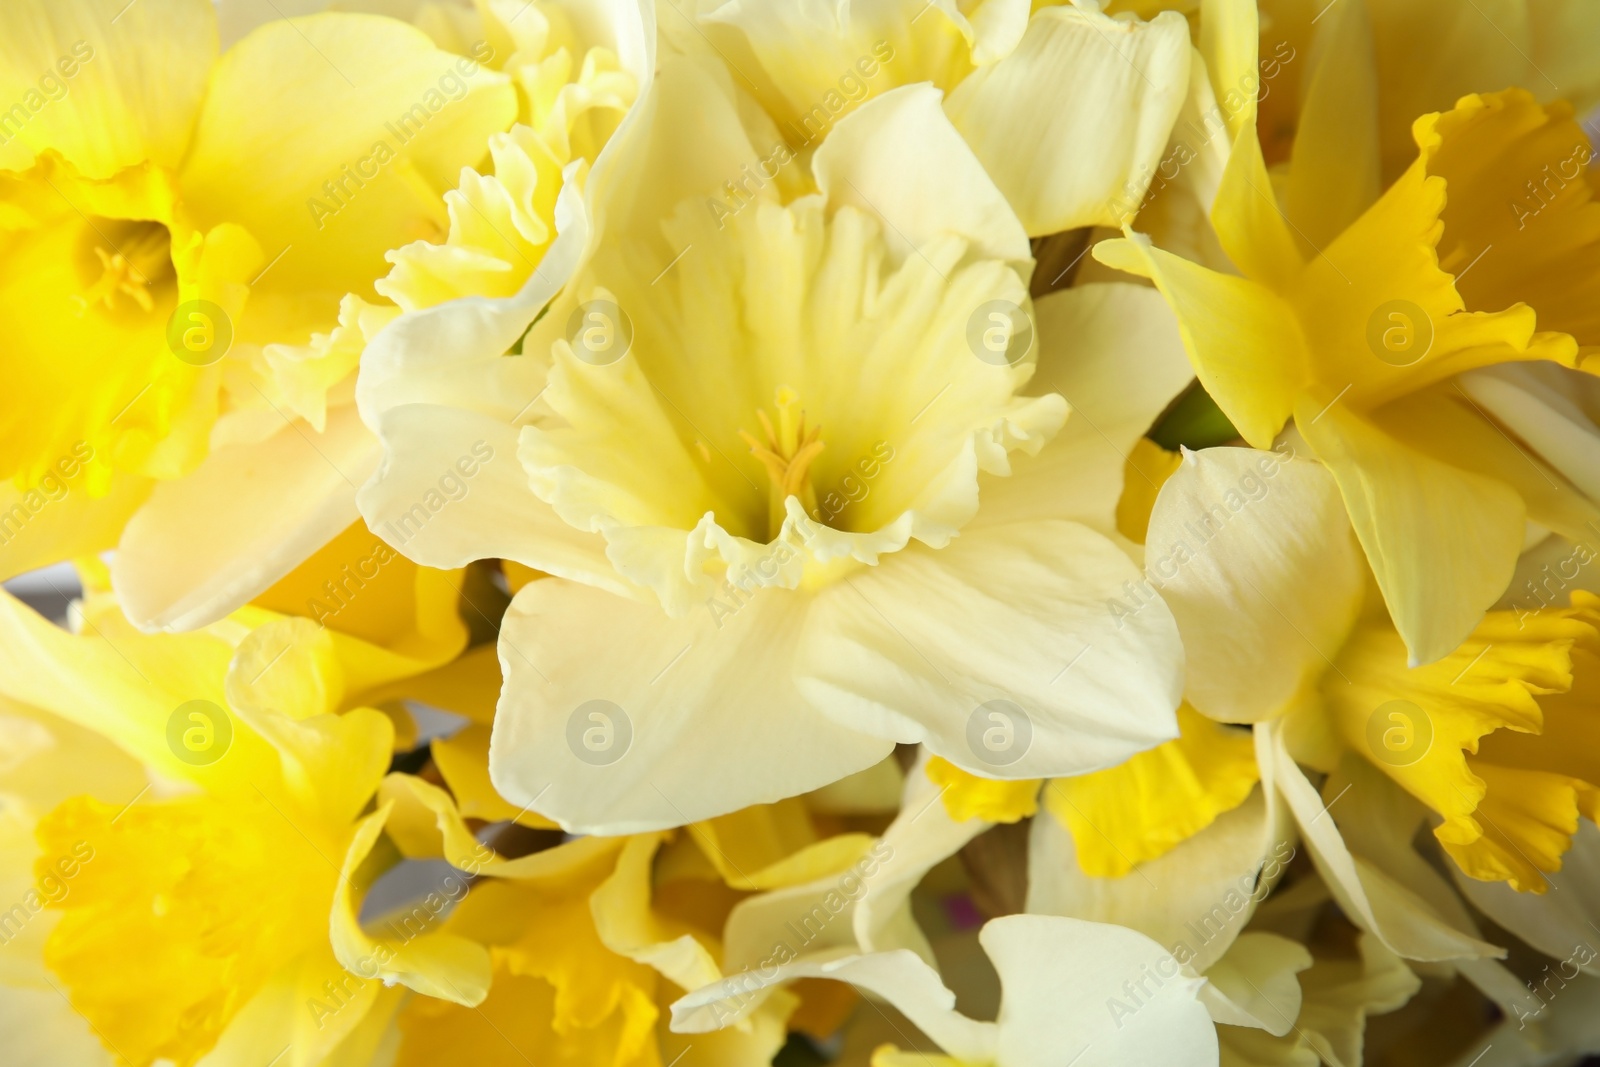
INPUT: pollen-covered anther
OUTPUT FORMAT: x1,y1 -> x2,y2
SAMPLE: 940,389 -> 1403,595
73,222 -> 173,316
739,386 -> 825,533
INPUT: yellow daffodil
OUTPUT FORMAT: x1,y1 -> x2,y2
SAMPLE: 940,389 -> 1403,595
0,0 -> 649,639
1150,447 -> 1600,904
0,695 -> 144,1066
0,586 -> 398,1067
0,0 -> 515,628
1098,0 -> 1600,665
1256,0 -> 1600,182
323,765 -> 897,1064
358,48 -> 1198,833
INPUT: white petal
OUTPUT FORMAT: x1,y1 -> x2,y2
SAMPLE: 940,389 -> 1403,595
983,914 -> 1219,1067
113,405 -> 378,633
797,519 -> 1183,779
1267,722 -> 1501,962
1145,446 -> 1365,722
971,282 -> 1194,537
813,82 -> 1030,267
489,578 -> 894,833
944,6 -> 1191,235
1451,818 -> 1600,976
0,985 -> 114,1067
357,402 -> 625,593
1200,932 -> 1312,1036
672,947 -> 999,1064
1027,725 -> 1290,974
1459,363 -> 1600,504
851,750 -> 991,958
720,751 -> 982,981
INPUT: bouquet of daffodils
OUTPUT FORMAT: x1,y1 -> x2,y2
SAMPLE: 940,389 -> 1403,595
4,0 -> 1600,1064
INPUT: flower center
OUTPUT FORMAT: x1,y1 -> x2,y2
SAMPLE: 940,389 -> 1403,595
75,220 -> 173,316
738,386 -> 825,536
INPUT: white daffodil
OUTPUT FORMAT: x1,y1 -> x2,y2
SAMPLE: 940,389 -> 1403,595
356,43 -> 1195,832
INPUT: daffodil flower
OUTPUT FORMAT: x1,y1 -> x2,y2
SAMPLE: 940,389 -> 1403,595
0,696 -> 145,1066
325,765 -> 901,1064
0,0 -> 648,638
1147,448 -> 1600,967
358,50 -> 1195,833
1097,0 -> 1600,665
0,586 -> 397,1067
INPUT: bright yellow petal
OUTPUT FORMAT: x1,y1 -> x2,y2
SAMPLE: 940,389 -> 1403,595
1282,101 -> 1579,416
1372,387 -> 1600,548
924,755 -> 1041,824
1280,0 -> 1380,252
1045,704 -> 1259,878
0,0 -> 215,177
690,799 -> 876,891
432,722 -> 560,829
395,972 -> 656,1067
248,516 -> 470,695
589,833 -> 723,995
1322,595 -> 1600,893
38,791 -> 335,1066
872,1049 -> 972,1067
1208,92 -> 1303,284
330,800 -> 494,1007
1447,761 -> 1596,892
1424,89 -> 1600,351
1094,232 -> 1308,448
0,474 -> 150,582
178,14 -> 517,300
1115,437 -> 1184,543
0,160 -> 228,491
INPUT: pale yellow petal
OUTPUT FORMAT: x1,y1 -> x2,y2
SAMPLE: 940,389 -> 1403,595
1297,396 -> 1525,665
943,5 -> 1191,234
